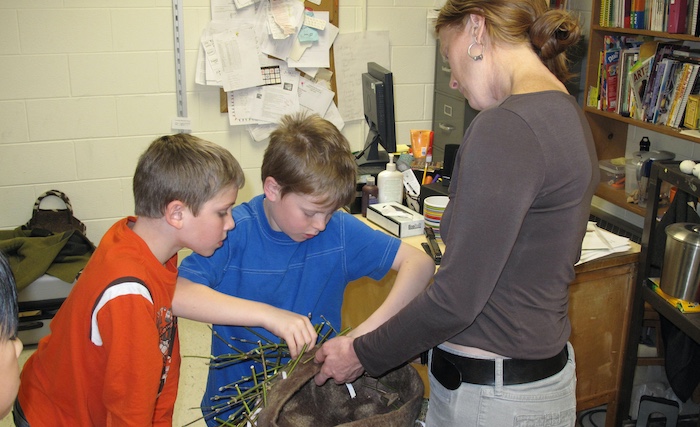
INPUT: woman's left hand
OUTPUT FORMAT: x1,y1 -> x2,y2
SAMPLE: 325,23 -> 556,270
313,336 -> 365,386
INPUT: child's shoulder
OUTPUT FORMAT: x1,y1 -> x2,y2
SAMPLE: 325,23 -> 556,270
91,218 -> 167,277
327,210 -> 391,240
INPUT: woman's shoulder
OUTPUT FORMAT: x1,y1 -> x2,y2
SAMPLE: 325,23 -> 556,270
489,91 -> 578,122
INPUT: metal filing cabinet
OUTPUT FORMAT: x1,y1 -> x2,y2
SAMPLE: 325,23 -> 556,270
432,41 -> 478,162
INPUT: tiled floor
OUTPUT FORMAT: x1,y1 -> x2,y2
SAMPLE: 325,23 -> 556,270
0,318 -> 212,427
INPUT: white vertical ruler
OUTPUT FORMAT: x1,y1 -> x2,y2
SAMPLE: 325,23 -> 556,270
171,0 -> 191,133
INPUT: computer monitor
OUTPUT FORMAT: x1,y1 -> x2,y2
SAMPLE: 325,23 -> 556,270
356,62 -> 396,169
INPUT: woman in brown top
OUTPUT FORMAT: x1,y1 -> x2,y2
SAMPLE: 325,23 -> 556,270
314,0 -> 598,425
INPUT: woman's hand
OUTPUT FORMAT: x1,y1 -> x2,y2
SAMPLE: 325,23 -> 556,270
313,336 -> 365,386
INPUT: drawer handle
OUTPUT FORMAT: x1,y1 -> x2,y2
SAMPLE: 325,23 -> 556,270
438,123 -> 454,132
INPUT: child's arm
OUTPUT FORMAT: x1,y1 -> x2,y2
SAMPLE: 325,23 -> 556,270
173,278 -> 317,357
348,242 -> 434,338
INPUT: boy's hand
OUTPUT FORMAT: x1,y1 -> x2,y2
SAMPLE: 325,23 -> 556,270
264,309 -> 317,358
313,336 -> 364,386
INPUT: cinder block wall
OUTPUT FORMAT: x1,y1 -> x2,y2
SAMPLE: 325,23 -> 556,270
0,0 -> 590,244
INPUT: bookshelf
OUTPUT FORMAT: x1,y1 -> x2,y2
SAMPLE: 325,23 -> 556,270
583,8 -> 700,216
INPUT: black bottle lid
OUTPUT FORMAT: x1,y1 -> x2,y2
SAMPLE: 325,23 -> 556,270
639,137 -> 650,152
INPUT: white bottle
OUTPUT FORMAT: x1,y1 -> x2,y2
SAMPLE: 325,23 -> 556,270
377,155 -> 403,203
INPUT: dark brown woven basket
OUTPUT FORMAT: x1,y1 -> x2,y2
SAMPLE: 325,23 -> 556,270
258,348 -> 424,427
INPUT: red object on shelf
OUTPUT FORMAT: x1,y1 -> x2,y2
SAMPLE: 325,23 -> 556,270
667,0 -> 688,33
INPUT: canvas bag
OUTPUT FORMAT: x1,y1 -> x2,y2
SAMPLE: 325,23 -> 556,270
25,190 -> 87,235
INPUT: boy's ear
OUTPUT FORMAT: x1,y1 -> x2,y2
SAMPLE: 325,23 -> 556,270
165,200 -> 186,229
263,176 -> 282,201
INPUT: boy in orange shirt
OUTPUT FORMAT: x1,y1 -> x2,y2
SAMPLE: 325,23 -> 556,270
14,134 -> 317,427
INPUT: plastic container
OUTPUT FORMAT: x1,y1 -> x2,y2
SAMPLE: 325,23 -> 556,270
625,158 -> 639,196
361,176 -> 379,217
378,156 -> 403,203
660,223 -> 700,303
599,159 -> 625,189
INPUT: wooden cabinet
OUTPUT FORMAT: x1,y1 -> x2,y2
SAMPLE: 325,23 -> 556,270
340,216 -> 640,419
569,249 -> 639,426
583,7 -> 700,217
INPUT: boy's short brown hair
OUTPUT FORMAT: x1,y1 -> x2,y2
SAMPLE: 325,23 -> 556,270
262,113 -> 357,209
133,134 -> 245,218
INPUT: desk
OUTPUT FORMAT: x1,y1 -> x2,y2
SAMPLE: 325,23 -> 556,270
340,214 -> 640,421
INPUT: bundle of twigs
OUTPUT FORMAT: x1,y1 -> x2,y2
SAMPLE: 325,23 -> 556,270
185,318 -> 346,427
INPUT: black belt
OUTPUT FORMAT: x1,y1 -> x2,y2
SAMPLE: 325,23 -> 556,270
430,345 -> 568,389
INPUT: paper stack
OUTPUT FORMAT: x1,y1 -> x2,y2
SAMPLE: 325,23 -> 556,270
576,221 -> 632,265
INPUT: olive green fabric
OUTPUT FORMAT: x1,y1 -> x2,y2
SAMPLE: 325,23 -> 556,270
0,228 -> 94,291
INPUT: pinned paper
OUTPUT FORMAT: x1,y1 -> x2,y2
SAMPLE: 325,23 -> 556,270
271,0 -> 299,36
298,26 -> 319,43
289,37 -> 312,61
304,14 -> 327,30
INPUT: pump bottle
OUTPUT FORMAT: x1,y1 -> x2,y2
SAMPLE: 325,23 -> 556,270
377,155 -> 403,204
361,176 -> 378,217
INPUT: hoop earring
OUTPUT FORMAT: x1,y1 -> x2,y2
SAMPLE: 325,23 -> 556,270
468,42 -> 484,61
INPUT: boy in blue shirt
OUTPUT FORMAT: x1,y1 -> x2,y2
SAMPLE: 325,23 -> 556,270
174,113 -> 435,426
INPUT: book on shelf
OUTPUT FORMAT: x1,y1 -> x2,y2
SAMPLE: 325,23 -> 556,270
632,0 -> 647,28
600,0 -> 610,26
604,0 -> 700,35
629,40 -> 662,118
649,0 -> 666,30
667,0 -> 689,33
672,64 -> 700,127
650,58 -> 675,123
684,94 -> 700,129
679,72 -> 700,128
630,56 -> 653,120
658,58 -> 688,124
596,35 -> 647,113
618,0 -> 629,27
641,42 -> 688,120
588,51 -> 604,108
665,62 -> 693,126
622,0 -> 632,28
689,0 -> 700,35
604,47 -> 621,111
619,48 -> 640,115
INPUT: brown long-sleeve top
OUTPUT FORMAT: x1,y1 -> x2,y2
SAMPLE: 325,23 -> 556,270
355,92 -> 599,376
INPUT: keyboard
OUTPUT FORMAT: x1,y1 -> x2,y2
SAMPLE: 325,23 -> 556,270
357,164 -> 386,177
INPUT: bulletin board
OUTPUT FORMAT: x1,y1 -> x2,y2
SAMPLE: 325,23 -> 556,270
219,0 -> 339,113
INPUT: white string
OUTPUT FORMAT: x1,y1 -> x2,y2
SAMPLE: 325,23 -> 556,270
345,383 -> 357,398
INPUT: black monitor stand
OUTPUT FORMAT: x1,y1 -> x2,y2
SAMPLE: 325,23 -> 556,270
356,128 -> 389,176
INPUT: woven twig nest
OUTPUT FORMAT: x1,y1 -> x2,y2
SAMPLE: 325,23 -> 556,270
257,348 -> 424,427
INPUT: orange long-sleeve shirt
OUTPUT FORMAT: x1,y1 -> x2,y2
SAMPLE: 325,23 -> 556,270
18,217 -> 181,426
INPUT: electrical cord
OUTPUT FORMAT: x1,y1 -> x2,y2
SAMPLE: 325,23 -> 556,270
354,141 -> 373,160
577,408 -> 607,427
